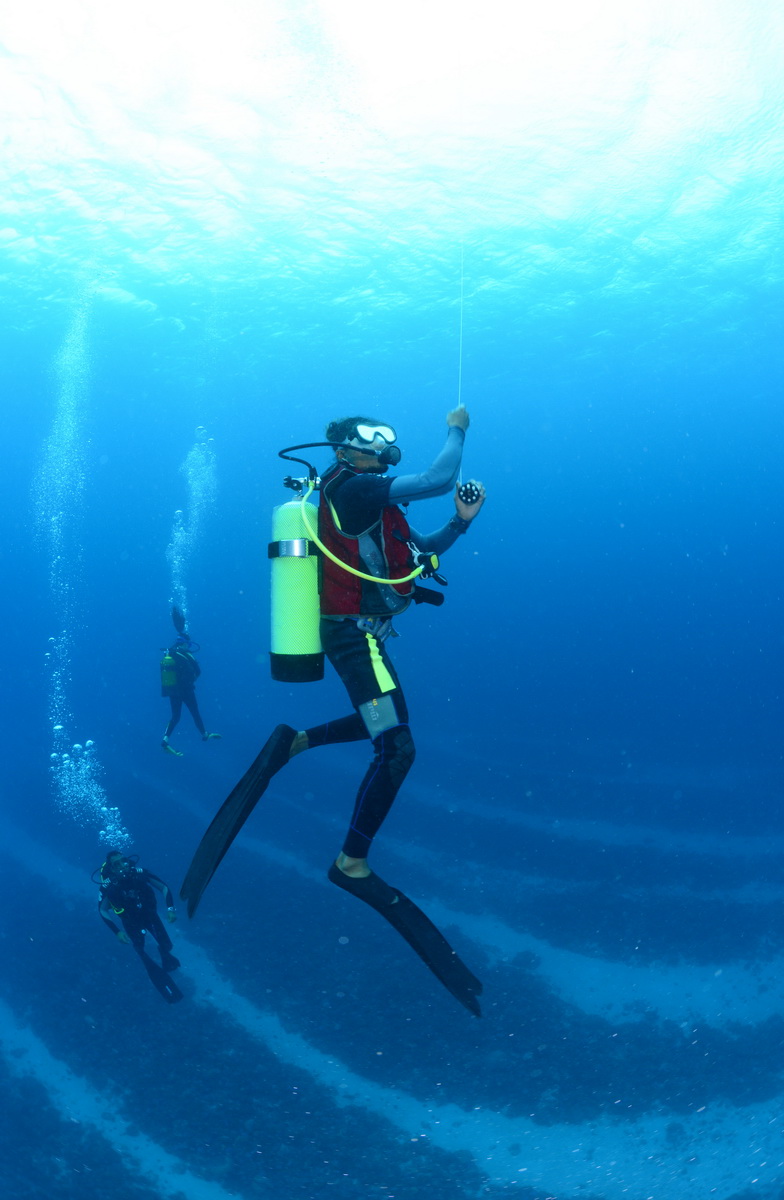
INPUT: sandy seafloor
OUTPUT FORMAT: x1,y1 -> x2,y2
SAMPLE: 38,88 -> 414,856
2,730 -> 784,1200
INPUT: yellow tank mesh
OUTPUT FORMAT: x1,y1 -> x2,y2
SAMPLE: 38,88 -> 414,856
270,501 -> 322,656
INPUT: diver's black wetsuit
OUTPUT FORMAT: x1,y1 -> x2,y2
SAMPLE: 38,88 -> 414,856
163,647 -> 207,738
304,425 -> 468,858
99,869 -> 182,1003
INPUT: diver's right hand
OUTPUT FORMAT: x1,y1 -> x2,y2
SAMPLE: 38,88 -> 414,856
116,931 -> 130,945
446,407 -> 470,432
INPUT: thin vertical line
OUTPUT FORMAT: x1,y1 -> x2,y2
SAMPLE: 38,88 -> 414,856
457,242 -> 465,408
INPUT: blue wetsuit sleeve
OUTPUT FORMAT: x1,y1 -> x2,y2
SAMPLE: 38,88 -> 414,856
408,521 -> 462,556
387,427 -> 464,503
99,894 -> 119,934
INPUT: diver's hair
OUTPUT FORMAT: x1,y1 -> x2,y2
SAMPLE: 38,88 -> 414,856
105,849 -> 125,863
325,417 -> 390,445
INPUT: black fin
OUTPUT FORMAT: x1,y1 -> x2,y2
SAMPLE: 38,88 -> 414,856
328,864 -> 483,1016
141,954 -> 184,1003
180,724 -> 296,917
171,606 -> 187,635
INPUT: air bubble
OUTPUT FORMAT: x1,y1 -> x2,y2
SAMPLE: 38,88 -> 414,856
36,303 -> 133,853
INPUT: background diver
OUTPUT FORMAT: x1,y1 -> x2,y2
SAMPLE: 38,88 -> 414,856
160,605 -> 221,756
97,850 -> 183,1003
182,408 -> 486,1013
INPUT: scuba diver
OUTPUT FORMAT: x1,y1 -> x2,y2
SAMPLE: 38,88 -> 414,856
160,606 -> 221,756
96,850 -> 183,1004
182,409 -> 487,1014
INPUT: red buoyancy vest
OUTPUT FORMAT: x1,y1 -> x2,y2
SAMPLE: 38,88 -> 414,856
318,463 -> 415,617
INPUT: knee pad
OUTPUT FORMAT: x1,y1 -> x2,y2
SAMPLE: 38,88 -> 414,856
358,693 -> 401,738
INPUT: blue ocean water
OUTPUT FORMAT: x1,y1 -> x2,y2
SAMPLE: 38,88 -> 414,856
2,1 -> 783,1197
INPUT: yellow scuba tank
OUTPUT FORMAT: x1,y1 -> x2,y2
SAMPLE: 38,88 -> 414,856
268,499 -> 324,682
160,652 -> 178,690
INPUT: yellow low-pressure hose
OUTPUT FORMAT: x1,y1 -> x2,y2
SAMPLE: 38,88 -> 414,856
299,481 -> 426,585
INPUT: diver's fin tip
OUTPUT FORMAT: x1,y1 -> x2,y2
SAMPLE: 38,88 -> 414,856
179,724 -> 297,917
327,863 -> 483,1015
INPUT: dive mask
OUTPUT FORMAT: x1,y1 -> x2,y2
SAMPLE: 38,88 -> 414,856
346,423 -> 401,466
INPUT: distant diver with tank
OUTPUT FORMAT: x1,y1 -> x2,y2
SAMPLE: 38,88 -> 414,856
160,606 -> 221,756
181,408 -> 486,1014
96,850 -> 183,1004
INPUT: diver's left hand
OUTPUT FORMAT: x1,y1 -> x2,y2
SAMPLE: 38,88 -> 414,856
166,908 -> 177,923
455,480 -> 486,522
